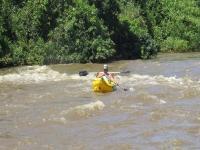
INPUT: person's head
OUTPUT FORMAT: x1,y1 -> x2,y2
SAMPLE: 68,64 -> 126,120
103,64 -> 108,73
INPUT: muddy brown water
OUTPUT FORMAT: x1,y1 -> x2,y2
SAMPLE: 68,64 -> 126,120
0,53 -> 200,149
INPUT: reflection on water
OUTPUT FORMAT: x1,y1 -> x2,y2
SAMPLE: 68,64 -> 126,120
0,52 -> 200,149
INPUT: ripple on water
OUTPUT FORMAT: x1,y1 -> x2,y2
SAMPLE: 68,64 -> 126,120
60,100 -> 105,120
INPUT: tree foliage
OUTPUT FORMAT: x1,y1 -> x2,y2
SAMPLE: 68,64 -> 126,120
45,0 -> 115,63
137,0 -> 200,52
118,1 -> 158,59
0,0 -> 199,67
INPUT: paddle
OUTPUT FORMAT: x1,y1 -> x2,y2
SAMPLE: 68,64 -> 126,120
110,71 -> 130,74
118,85 -> 128,91
79,70 -> 130,76
79,70 -> 88,76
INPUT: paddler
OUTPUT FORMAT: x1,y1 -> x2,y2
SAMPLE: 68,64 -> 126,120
96,64 -> 119,86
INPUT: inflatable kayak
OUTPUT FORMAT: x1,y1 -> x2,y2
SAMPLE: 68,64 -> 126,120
92,77 -> 117,92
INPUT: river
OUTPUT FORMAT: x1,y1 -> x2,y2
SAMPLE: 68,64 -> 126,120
0,52 -> 200,149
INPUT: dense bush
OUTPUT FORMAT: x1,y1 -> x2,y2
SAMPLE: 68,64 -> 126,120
118,1 -> 158,59
138,0 -> 200,52
0,0 -> 199,67
45,1 -> 115,63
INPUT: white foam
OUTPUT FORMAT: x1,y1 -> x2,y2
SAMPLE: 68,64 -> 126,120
1,66 -> 199,88
195,62 -> 200,66
0,65 -> 99,84
157,99 -> 167,104
61,100 -> 105,117
117,74 -> 200,88
0,65 -> 68,84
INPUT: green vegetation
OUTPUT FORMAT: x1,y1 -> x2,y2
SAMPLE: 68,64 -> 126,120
0,0 -> 199,66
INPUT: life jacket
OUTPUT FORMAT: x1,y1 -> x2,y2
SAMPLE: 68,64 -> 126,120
105,73 -> 110,79
100,72 -> 110,79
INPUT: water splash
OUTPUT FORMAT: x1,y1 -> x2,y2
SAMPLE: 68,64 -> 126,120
0,66 -> 70,84
61,100 -> 105,119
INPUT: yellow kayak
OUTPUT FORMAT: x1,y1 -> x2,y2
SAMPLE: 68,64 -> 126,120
92,77 -> 117,92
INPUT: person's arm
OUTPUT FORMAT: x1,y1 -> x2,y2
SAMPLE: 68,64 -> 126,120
110,74 -> 119,85
96,72 -> 99,78
96,72 -> 105,78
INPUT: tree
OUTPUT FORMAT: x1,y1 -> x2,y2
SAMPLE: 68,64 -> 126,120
117,0 -> 158,59
139,0 -> 200,52
45,0 -> 115,63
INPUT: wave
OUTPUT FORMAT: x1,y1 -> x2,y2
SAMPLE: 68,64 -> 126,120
0,66 -> 200,90
60,100 -> 105,120
116,74 -> 200,87
0,66 -> 67,84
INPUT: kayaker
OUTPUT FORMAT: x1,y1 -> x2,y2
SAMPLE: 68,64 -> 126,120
96,64 -> 119,86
